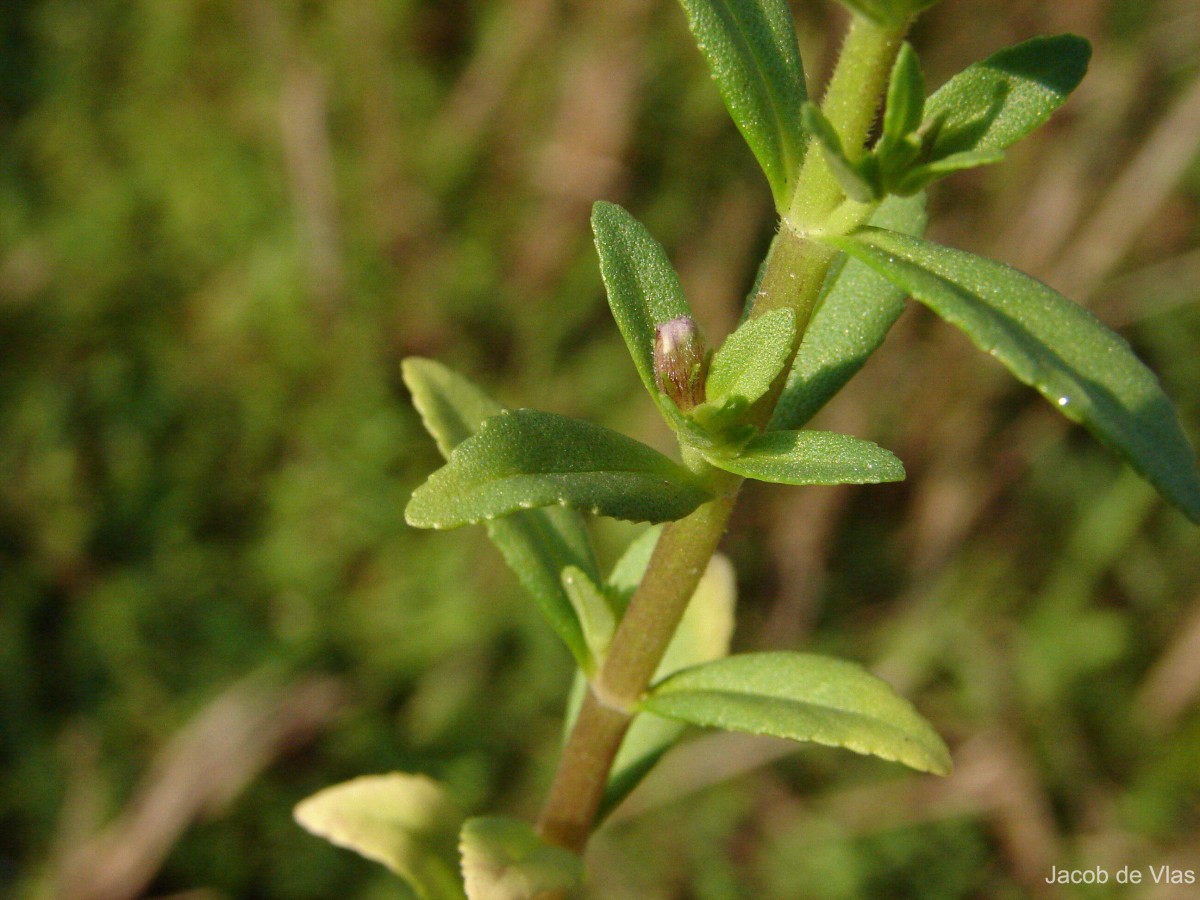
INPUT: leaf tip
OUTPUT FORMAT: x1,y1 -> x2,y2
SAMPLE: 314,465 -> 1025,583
590,199 -> 622,229
907,732 -> 953,777
399,355 -> 426,384
404,486 -> 443,530
929,750 -> 953,777
403,500 -> 425,529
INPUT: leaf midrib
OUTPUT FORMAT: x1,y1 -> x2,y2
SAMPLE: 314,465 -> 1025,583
714,0 -> 801,197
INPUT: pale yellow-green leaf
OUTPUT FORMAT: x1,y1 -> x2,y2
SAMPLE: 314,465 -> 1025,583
701,308 -> 795,409
294,773 -> 465,899
561,565 -> 616,673
459,817 -> 582,900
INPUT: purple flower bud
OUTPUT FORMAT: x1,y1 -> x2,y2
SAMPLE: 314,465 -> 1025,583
654,316 -> 709,411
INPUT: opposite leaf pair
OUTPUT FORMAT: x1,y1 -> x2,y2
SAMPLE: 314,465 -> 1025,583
295,640 -> 954,899
678,0 -> 1089,215
406,191 -> 915,534
295,775 -> 581,900
402,358 -> 904,675
806,36 -> 1090,202
401,359 -> 949,791
674,4 -> 1197,521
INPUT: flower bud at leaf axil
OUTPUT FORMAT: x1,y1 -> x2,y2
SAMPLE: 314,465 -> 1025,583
654,316 -> 709,411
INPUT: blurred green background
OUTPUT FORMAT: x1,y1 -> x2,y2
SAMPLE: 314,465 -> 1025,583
2,0 -> 1199,897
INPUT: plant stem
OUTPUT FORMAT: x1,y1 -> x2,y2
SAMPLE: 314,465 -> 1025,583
595,491 -> 739,709
747,221 -> 838,334
789,14 -> 906,231
536,10 -> 909,858
751,14 -> 906,422
537,491 -> 738,852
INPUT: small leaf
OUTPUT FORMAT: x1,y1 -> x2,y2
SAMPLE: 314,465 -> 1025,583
561,566 -> 616,671
826,228 -> 1200,522
880,43 -> 925,152
295,774 -> 466,899
686,395 -> 758,449
703,309 -> 796,409
406,409 -> 713,528
893,147 -> 1005,194
924,34 -> 1091,158
485,514 -> 596,671
677,0 -> 808,210
403,358 -> 598,668
770,193 -> 927,431
802,103 -> 878,202
875,44 -> 927,183
642,652 -> 952,775
833,0 -> 939,28
592,203 -> 692,408
459,817 -> 582,900
403,357 -> 506,457
700,430 -> 905,485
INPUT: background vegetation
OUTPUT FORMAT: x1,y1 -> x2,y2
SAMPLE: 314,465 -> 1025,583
2,0 -> 1199,896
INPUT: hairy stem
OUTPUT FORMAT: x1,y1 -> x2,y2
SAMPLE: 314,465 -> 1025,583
751,13 -> 906,424
789,15 -> 906,230
536,11 -> 909,858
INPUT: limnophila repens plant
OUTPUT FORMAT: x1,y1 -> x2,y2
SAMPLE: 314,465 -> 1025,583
295,0 -> 1200,895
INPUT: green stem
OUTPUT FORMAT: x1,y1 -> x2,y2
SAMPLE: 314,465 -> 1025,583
789,15 -> 906,231
535,10 -> 909,858
750,15 -> 906,423
747,221 -> 837,333
597,492 -> 739,709
537,491 -> 738,852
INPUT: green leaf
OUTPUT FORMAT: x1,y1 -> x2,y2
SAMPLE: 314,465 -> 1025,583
642,652 -> 952,775
893,147 -> 1004,194
592,202 -> 692,409
769,193 -> 927,431
403,357 -> 506,456
561,565 -> 616,672
295,774 -> 466,899
880,43 -> 925,152
833,0 -> 939,28
459,817 -> 582,900
406,409 -> 713,528
676,0 -> 808,210
924,34 -> 1091,158
825,228 -> 1200,522
702,308 -> 795,409
485,514 -> 597,670
802,103 -> 878,202
403,358 -> 598,668
700,430 -> 905,485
